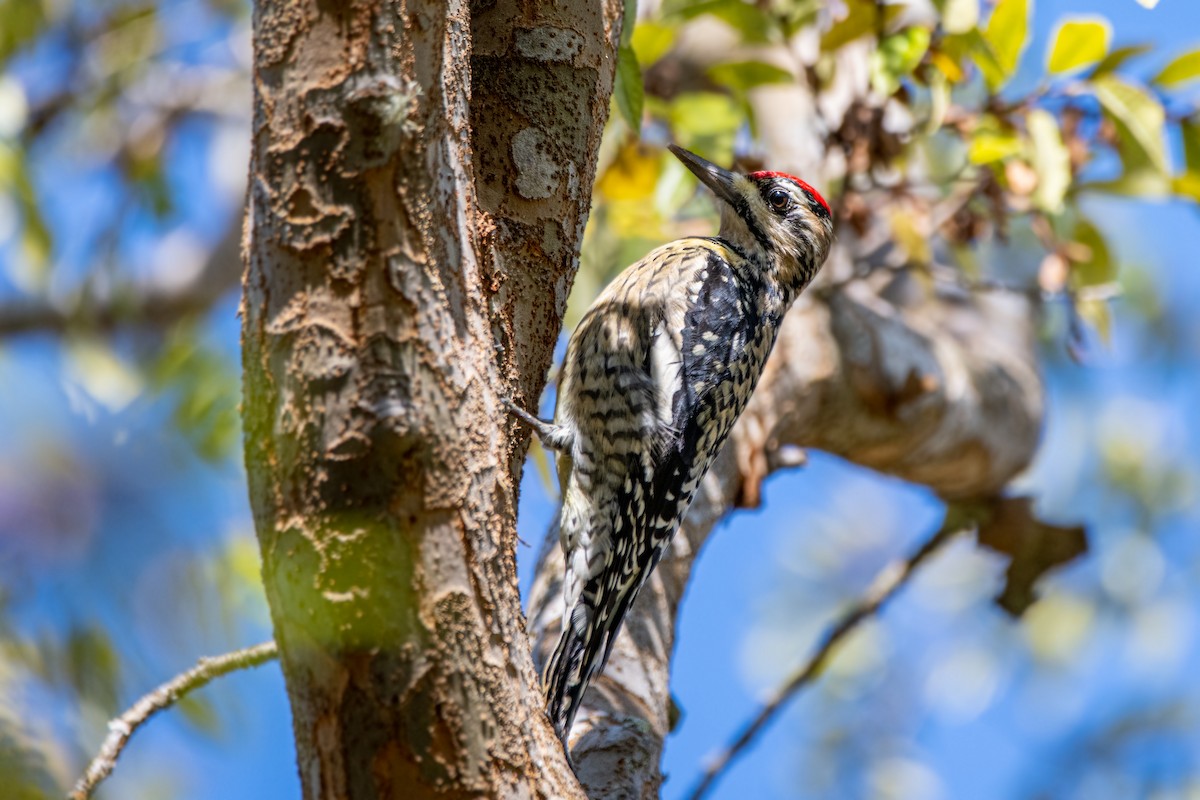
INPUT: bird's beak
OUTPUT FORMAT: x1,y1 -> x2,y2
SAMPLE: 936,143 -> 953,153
669,145 -> 741,207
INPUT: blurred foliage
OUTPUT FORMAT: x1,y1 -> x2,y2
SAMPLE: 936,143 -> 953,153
0,0 -> 1197,799
588,0 -> 1200,353
0,1 -> 256,797
0,716 -> 59,800
149,326 -> 241,462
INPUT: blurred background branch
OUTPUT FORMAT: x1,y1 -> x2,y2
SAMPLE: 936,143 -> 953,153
687,503 -> 977,800
69,640 -> 276,800
0,222 -> 240,335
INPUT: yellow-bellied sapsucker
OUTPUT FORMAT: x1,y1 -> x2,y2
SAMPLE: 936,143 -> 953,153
509,145 -> 834,744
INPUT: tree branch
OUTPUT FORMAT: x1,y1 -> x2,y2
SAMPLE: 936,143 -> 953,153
69,641 -> 278,800
0,223 -> 241,337
685,506 -> 982,800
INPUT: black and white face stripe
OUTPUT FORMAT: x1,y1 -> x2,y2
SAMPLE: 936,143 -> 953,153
724,174 -> 831,267
749,170 -> 831,218
755,177 -> 831,222
729,191 -> 774,253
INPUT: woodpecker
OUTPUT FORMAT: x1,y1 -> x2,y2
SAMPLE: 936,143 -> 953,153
509,145 -> 833,744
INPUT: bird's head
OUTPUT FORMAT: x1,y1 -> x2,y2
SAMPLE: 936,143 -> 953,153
669,144 -> 833,292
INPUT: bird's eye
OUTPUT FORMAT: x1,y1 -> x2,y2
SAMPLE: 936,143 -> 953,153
767,188 -> 790,212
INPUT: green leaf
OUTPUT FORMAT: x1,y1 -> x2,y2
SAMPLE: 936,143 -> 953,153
178,694 -> 223,737
631,21 -> 676,66
822,0 -> 876,50
871,27 -> 932,97
1090,44 -> 1150,77
670,0 -> 775,42
775,0 -> 821,38
1027,109 -> 1071,213
614,45 -> 644,134
669,92 -> 742,139
1086,171 -> 1169,198
822,0 -> 902,51
1070,217 -> 1115,287
706,60 -> 793,93
890,26 -> 932,71
1047,17 -> 1110,75
983,0 -> 1029,87
0,0 -> 47,62
1175,117 -> 1200,204
1092,75 -> 1168,174
1181,117 -> 1200,172
1172,173 -> 1200,203
969,127 -> 1021,163
0,141 -> 52,289
1077,297 -> 1112,346
1152,49 -> 1200,87
151,327 -> 241,461
963,29 -> 1005,91
0,715 -> 62,800
621,0 -> 637,45
65,626 -> 121,715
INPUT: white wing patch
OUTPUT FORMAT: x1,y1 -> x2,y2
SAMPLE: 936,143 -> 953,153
649,321 -> 683,432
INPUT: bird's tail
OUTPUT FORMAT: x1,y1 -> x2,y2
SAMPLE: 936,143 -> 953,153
543,598 -> 598,743
543,570 -> 649,743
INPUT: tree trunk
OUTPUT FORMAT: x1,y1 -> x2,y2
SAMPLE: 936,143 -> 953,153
241,2 -> 619,797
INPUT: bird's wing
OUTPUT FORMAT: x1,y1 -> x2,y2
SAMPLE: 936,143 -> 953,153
545,241 -> 759,733
593,244 -> 758,667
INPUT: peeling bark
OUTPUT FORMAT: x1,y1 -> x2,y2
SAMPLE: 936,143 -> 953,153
242,2 -> 618,797
470,0 -> 623,408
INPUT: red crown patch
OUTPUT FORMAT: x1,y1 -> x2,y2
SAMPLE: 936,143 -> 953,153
748,171 -> 830,216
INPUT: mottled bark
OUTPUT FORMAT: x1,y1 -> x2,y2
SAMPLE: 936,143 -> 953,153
241,2 -> 618,798
471,0 -> 622,408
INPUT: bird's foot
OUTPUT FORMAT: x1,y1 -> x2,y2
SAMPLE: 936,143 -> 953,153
501,397 -> 567,451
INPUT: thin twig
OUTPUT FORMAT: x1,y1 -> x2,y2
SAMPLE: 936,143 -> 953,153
686,508 -> 979,800
69,640 -> 279,800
